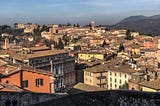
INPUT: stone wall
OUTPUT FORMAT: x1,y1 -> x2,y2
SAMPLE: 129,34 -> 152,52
34,90 -> 160,106
0,91 -> 67,106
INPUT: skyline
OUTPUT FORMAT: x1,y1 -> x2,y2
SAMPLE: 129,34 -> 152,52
0,0 -> 160,26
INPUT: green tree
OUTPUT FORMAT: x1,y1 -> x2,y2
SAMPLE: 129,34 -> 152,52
67,22 -> 71,26
77,23 -> 80,27
41,25 -> 49,32
56,38 -> 64,49
45,39 -> 51,47
14,23 -> 18,28
125,30 -> 133,40
118,43 -> 125,52
102,40 -> 107,47
62,34 -> 69,46
119,82 -> 129,90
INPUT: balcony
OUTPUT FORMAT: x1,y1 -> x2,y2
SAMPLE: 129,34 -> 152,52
97,82 -> 106,86
55,74 -> 64,78
96,76 -> 106,80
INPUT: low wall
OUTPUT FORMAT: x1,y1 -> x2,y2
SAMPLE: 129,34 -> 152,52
34,90 -> 160,106
0,91 -> 67,106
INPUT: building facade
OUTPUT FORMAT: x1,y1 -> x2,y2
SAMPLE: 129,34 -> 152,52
84,65 -> 108,89
107,64 -> 136,90
0,64 -> 55,93
78,51 -> 107,61
3,49 -> 76,92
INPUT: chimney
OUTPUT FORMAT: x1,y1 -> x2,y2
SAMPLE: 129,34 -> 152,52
5,67 -> 8,74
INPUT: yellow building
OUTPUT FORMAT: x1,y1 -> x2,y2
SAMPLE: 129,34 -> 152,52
84,65 -> 108,89
139,80 -> 160,92
117,51 -> 130,60
132,48 -> 140,54
78,51 -> 107,61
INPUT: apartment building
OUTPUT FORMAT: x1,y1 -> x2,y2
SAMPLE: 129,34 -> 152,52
107,64 -> 136,90
84,65 -> 108,89
78,51 -> 108,61
0,49 -> 76,92
0,63 -> 55,93
139,80 -> 160,92
128,72 -> 146,90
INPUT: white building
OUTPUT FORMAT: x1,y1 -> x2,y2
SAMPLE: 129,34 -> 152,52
107,64 -> 136,90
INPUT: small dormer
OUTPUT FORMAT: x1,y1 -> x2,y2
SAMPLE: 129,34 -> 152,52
5,67 -> 9,75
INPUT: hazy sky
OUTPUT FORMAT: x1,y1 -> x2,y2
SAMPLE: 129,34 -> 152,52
0,0 -> 160,25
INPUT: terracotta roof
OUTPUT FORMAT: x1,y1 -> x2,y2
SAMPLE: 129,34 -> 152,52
0,62 -> 54,77
0,82 -> 24,92
73,83 -> 107,92
85,64 -> 107,73
29,46 -> 50,51
10,50 -> 68,60
79,51 -> 107,55
85,57 -> 136,74
106,64 -> 136,74
139,80 -> 160,90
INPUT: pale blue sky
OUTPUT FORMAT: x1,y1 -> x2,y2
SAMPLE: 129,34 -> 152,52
0,0 -> 160,25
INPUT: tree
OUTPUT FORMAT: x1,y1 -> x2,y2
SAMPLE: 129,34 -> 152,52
14,23 -> 18,28
118,43 -> 125,52
76,23 -> 80,27
34,25 -> 41,36
102,40 -> 107,47
41,25 -> 49,32
67,22 -> 71,26
125,30 -> 133,40
55,38 -> 64,49
119,82 -> 129,90
45,39 -> 51,47
62,34 -> 69,46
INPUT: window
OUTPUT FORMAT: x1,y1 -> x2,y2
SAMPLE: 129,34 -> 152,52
90,79 -> 92,83
119,79 -> 121,83
115,84 -> 117,88
119,73 -> 121,77
110,78 -> 112,82
125,74 -> 127,78
22,80 -> 28,88
36,78 -> 43,86
110,83 -> 112,87
115,79 -> 117,83
110,72 -> 112,75
115,73 -> 116,76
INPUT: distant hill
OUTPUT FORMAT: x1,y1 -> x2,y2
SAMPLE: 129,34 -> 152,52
120,15 -> 147,23
108,14 -> 160,35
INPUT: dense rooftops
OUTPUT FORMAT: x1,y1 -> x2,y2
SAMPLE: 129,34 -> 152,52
0,49 -> 68,60
0,60 -> 54,77
140,80 -> 160,90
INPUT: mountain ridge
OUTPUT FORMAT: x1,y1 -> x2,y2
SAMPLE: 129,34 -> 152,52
108,14 -> 160,35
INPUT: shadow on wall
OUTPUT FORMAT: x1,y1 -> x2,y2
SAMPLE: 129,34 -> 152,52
34,90 -> 160,106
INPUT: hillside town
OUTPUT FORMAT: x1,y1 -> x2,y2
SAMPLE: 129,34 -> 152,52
0,21 -> 160,95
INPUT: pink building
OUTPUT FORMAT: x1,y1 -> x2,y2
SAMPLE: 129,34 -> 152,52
143,40 -> 156,49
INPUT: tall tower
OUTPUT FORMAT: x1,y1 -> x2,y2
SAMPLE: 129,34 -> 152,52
90,21 -> 95,30
4,38 -> 9,49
